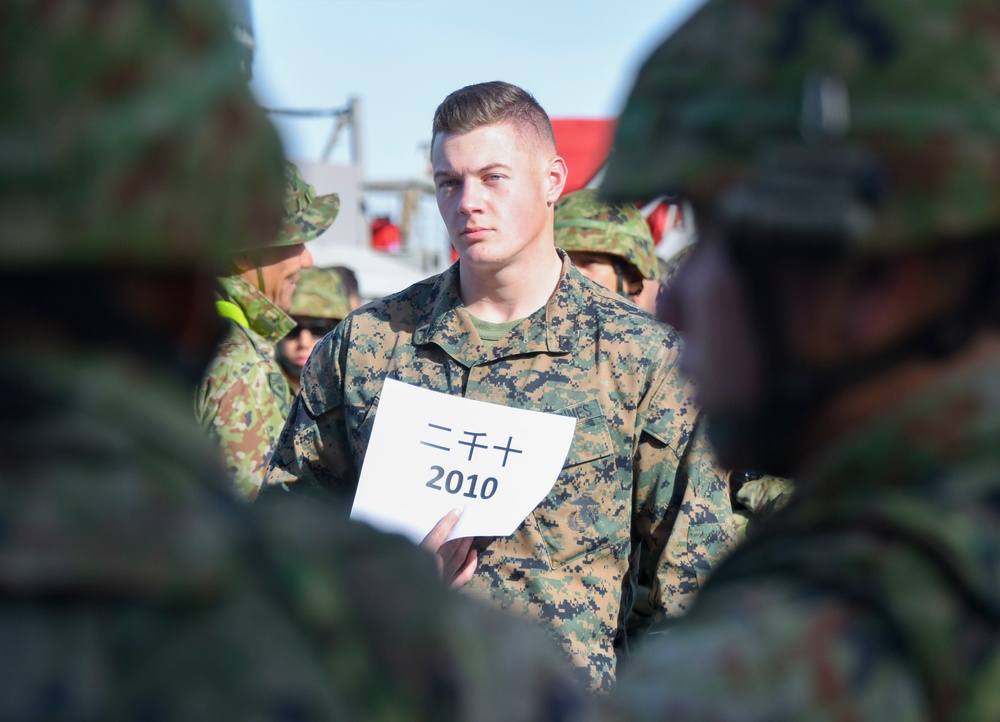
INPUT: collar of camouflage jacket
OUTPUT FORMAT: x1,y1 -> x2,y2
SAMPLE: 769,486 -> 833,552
411,250 -> 581,367
796,356 -> 1000,515
216,275 -> 295,342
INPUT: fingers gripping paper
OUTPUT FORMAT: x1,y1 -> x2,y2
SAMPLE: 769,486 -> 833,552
351,379 -> 577,543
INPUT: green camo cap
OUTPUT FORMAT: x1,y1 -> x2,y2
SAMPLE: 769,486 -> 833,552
0,0 -> 285,268
275,163 -> 340,247
289,266 -> 352,320
602,0 -> 1000,255
554,189 -> 658,280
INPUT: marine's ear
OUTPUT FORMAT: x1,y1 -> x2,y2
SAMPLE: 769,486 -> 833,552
545,155 -> 568,207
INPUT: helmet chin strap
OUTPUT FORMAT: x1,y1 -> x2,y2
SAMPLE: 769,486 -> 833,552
614,262 -> 626,297
255,265 -> 266,295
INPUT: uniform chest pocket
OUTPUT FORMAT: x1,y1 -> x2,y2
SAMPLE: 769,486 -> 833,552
530,399 -> 630,568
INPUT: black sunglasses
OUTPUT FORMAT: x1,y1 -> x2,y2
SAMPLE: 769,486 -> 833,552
289,318 -> 339,338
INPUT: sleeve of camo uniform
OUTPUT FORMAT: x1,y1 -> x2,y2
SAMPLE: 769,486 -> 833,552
633,339 -> 738,621
196,347 -> 286,502
259,321 -> 360,505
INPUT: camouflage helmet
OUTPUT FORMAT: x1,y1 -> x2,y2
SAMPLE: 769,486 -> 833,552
289,266 -> 352,321
554,190 -> 659,280
0,0 -> 286,269
602,0 -> 1000,256
274,163 -> 340,247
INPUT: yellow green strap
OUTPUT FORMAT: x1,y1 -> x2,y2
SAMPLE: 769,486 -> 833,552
216,300 -> 249,329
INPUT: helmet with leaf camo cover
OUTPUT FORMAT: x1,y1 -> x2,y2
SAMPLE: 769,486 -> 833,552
273,162 -> 340,247
601,0 -> 1000,257
289,266 -> 352,321
0,0 -> 286,270
554,189 -> 659,280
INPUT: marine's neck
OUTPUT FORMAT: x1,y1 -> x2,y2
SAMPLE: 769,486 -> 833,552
459,245 -> 563,323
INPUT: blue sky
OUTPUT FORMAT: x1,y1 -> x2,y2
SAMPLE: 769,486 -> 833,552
250,0 -> 705,183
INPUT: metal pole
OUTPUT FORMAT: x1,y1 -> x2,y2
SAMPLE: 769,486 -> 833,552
349,95 -> 364,177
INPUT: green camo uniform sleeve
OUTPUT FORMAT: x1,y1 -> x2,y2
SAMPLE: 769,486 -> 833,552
196,322 -> 291,500
197,277 -> 294,501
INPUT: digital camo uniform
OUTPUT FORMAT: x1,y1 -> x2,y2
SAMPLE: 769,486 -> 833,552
195,164 -> 339,501
0,1 -> 602,719
262,251 -> 737,692
554,189 -> 659,291
556,194 -> 796,540
601,0 -> 1000,719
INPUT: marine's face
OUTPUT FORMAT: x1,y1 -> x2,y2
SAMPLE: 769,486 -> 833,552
666,228 -> 763,420
432,122 -> 563,269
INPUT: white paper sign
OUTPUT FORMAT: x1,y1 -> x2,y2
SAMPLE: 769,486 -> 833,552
350,378 -> 577,544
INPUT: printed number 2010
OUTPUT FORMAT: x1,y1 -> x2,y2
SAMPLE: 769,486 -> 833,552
425,466 -> 498,500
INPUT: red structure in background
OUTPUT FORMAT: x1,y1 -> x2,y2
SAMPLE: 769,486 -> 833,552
645,201 -> 687,246
370,216 -> 401,253
550,118 -> 617,193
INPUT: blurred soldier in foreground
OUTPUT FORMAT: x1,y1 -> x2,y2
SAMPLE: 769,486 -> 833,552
603,0 -> 1000,718
657,245 -> 796,541
262,80 -> 736,692
196,162 -> 335,501
0,2 -> 599,719
277,266 -> 352,394
553,188 -> 659,307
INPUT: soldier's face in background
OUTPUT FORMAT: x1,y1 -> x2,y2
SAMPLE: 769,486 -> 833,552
568,250 -> 645,299
568,251 -> 621,292
277,316 -> 337,372
243,243 -> 314,312
432,122 -> 565,268
668,227 -> 763,419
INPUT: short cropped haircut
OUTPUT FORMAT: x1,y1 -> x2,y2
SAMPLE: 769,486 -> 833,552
330,265 -> 359,298
431,81 -> 556,153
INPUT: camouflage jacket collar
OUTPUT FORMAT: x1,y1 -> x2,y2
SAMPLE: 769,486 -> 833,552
801,357 -> 1000,512
412,251 -> 581,367
217,275 -> 295,342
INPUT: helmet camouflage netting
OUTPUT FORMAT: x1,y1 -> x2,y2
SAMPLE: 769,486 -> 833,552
289,266 -> 351,320
554,189 -> 659,280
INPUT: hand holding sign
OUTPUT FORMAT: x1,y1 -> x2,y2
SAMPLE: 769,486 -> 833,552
420,508 -> 478,588
351,379 -> 577,544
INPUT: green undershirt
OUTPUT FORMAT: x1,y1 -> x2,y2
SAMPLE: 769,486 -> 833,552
467,313 -> 523,350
